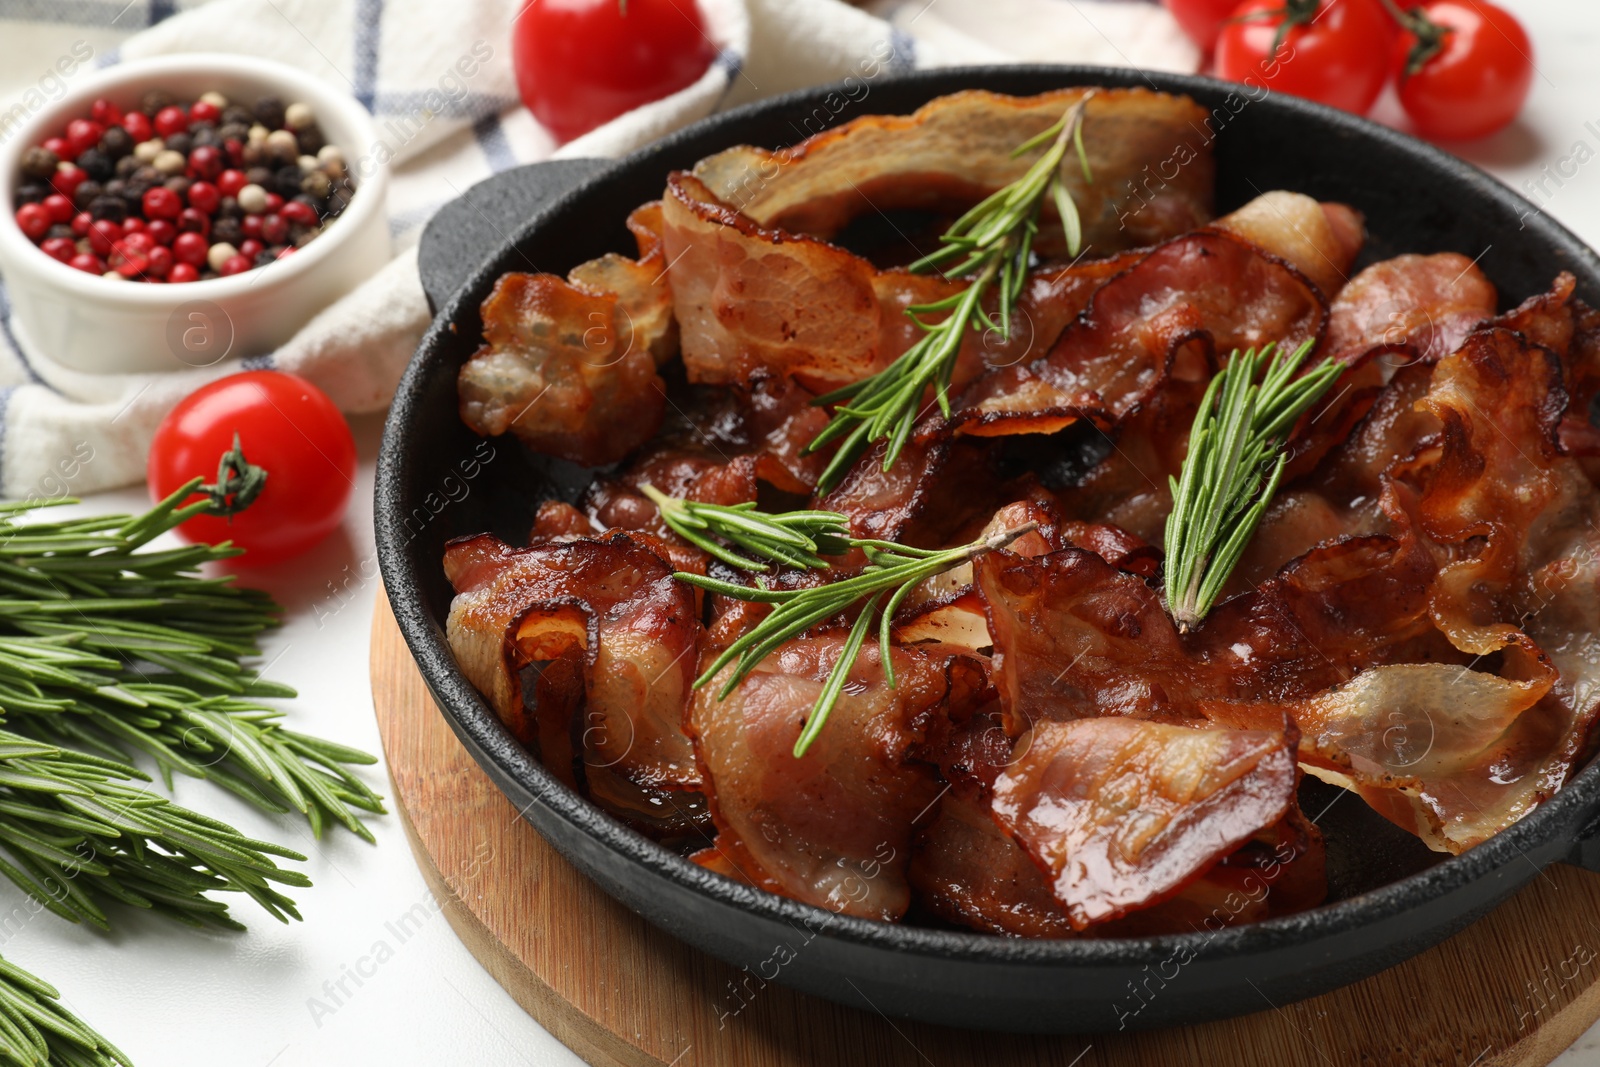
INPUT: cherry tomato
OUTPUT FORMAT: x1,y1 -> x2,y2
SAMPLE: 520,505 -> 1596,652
512,0 -> 716,143
1163,0 -> 1247,51
1391,1 -> 1533,141
147,371 -> 356,566
1215,0 -> 1393,114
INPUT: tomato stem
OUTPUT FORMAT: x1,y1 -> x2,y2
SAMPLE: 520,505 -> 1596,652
202,433 -> 269,520
1224,0 -> 1322,60
1376,0 -> 1450,76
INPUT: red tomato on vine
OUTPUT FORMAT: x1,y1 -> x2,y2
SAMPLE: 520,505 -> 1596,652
513,0 -> 717,144
1215,0 -> 1394,115
1389,0 -> 1534,141
147,371 -> 356,566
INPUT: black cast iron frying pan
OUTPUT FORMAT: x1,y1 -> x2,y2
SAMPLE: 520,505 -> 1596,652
378,65 -> 1600,1035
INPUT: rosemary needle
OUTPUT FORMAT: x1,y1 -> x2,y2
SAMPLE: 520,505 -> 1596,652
0,951 -> 132,1066
1162,339 -> 1343,631
676,520 -> 1036,757
639,484 -> 851,572
806,94 -> 1096,493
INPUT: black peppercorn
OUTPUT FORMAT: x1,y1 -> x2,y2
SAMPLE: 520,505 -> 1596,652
255,249 -> 278,268
222,104 -> 253,127
88,195 -> 127,222
219,121 -> 250,144
45,223 -> 74,241
102,179 -> 126,199
120,181 -> 148,208
164,132 -> 192,156
75,148 -> 114,182
114,154 -> 142,179
275,165 -> 306,197
294,124 -> 326,156
99,126 -> 133,159
164,176 -> 193,199
253,95 -> 286,129
71,180 -> 103,209
133,165 -> 162,185
190,126 -> 220,149
20,146 -> 58,181
211,217 -> 243,245
217,196 -> 243,219
140,89 -> 174,115
13,182 -> 48,207
245,166 -> 273,188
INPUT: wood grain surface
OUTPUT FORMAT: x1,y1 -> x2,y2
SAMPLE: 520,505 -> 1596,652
371,592 -> 1600,1067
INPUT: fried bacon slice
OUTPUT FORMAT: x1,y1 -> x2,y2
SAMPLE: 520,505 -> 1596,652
443,533 -> 701,799
688,635 -> 986,921
458,204 -> 675,466
910,790 -> 1323,937
989,717 -> 1298,929
951,230 -> 1324,439
1211,190 -> 1364,299
692,88 -> 1212,255
1325,253 -> 1496,365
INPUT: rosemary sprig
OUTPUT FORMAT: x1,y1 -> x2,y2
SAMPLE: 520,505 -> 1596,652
639,484 -> 851,572
805,95 -> 1096,493
1162,339 -> 1343,631
0,951 -> 131,1066
0,730 -> 308,931
0,483 -> 385,841
678,522 -> 1035,757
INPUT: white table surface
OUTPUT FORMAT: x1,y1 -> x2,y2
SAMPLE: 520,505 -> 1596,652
8,2 -> 1600,1063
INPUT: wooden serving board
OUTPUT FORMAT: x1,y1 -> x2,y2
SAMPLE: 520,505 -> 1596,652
371,593 -> 1600,1067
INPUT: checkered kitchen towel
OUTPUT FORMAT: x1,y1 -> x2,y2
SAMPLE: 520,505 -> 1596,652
0,0 -> 1196,498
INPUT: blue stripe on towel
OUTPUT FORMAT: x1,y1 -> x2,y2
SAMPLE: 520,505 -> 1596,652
373,90 -> 516,125
352,0 -> 384,112
0,282 -> 43,388
241,353 -> 276,371
147,0 -> 174,24
472,112 -> 516,174
0,384 -> 13,495
889,28 -> 917,70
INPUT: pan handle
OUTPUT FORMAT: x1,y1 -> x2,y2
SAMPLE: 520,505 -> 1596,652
416,158 -> 612,314
1563,811 -> 1600,873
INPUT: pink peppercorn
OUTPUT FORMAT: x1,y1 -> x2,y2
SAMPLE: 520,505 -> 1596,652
146,219 -> 176,245
264,192 -> 284,213
153,105 -> 189,139
50,164 -> 87,199
168,262 -> 199,283
172,231 -> 208,267
42,137 -> 68,158
241,215 -> 263,240
16,204 -> 50,241
121,112 -> 152,143
87,219 -> 121,256
239,238 -> 264,261
69,252 -> 104,274
186,180 -> 220,215
65,118 -> 103,158
90,98 -> 122,127
142,186 -> 182,220
218,254 -> 251,277
187,144 -> 224,181
121,217 -> 146,236
71,211 -> 92,236
217,169 -> 248,197
260,213 -> 288,244
281,200 -> 317,227
145,245 -> 173,278
177,208 -> 210,238
189,100 -> 222,125
40,236 -> 76,263
41,194 -> 74,224
224,139 -> 245,167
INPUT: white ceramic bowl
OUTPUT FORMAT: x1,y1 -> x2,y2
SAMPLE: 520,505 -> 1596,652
0,53 -> 390,375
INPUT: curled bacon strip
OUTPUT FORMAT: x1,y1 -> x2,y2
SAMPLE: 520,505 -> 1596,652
688,635 -> 985,921
443,532 -> 701,801
952,230 -> 1325,439
458,204 -> 676,466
